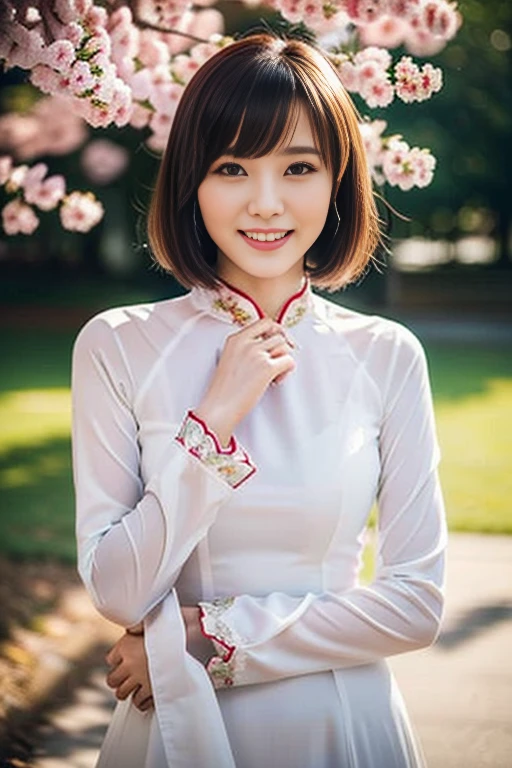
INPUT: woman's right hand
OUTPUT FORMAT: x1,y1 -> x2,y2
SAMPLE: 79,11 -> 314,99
195,317 -> 296,446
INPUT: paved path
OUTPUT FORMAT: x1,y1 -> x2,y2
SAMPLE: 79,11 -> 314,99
31,533 -> 512,768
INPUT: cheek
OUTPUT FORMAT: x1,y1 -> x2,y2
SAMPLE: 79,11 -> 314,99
297,181 -> 331,229
198,182 -> 239,231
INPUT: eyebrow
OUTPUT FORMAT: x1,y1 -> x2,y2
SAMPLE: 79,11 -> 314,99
225,145 -> 321,157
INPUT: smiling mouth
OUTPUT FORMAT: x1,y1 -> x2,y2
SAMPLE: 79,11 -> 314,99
239,230 -> 293,242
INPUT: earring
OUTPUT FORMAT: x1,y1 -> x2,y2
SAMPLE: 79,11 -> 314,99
193,198 -> 204,245
330,200 -> 340,239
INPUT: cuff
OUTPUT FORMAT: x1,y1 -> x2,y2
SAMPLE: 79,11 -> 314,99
175,410 -> 256,489
198,597 -> 245,689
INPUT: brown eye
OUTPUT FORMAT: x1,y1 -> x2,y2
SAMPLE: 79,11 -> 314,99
286,163 -> 316,176
216,163 -> 245,176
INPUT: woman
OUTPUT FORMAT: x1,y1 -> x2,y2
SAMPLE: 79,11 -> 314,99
71,33 -> 447,768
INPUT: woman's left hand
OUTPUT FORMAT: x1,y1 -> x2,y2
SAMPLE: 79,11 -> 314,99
105,605 -> 213,709
105,633 -> 154,712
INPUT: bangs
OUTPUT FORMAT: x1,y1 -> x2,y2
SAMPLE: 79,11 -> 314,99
198,57 -> 327,174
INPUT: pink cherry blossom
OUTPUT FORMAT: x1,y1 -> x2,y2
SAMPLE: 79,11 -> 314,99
7,24 -> 45,70
343,0 -> 388,25
111,82 -> 133,127
409,147 -> 436,187
405,28 -> 447,56
54,0 -> 81,24
422,0 -> 459,40
387,0 -> 421,20
171,54 -> 202,85
45,40 -> 75,73
361,76 -> 394,108
394,56 -> 442,102
25,175 -> 67,211
85,5 -> 108,29
70,60 -> 96,93
130,68 -> 153,101
278,0 -> 306,25
92,75 -> 116,104
382,137 -> 416,190
336,58 -> 359,92
381,136 -> 436,190
21,162 -> 48,191
109,18 -> 140,64
359,15 -> 408,48
60,191 -> 104,232
6,165 -> 29,192
137,0 -> 191,29
138,31 -> 170,68
359,119 -> 387,183
30,65 -> 61,95
81,140 -> 129,185
355,46 -> 392,69
0,97 -> 87,160
86,30 -> 112,60
130,104 -> 152,130
150,81 -> 184,116
2,198 -> 40,235
164,9 -> 224,56
62,23 -> 83,47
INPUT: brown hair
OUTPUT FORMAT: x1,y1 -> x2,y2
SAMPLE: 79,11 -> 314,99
148,33 -> 381,291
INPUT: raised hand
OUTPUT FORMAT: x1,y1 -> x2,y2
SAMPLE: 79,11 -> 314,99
196,317 -> 296,446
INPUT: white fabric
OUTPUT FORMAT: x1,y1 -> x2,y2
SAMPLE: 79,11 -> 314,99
71,281 -> 447,768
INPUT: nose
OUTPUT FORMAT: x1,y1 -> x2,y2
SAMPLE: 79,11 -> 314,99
247,174 -> 284,219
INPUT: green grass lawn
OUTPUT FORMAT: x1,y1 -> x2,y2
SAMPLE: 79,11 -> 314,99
0,327 -> 511,564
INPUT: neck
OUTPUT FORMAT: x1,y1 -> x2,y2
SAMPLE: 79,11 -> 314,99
216,267 -> 306,320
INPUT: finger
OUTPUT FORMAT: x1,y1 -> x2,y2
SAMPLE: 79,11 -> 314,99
106,665 -> 130,689
137,696 -> 154,712
126,621 -> 144,636
105,646 -> 122,667
245,318 -> 292,344
133,684 -> 152,708
270,354 -> 296,380
116,679 -> 139,701
261,336 -> 292,357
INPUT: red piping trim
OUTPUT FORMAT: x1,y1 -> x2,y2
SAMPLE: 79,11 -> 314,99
198,605 -> 236,662
218,278 -> 265,320
218,277 -> 309,326
187,410 -> 236,455
231,459 -> 257,489
275,278 -> 309,324
175,411 -> 258,488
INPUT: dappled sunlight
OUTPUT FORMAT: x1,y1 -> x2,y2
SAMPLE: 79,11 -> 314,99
1,450 -> 70,489
435,378 -> 512,532
0,388 -> 71,453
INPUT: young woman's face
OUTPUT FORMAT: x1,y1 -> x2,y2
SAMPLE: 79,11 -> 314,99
197,104 -> 333,285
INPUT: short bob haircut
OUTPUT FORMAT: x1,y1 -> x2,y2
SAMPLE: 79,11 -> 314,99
148,33 -> 381,291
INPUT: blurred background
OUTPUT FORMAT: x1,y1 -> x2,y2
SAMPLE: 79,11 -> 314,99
0,0 -> 511,765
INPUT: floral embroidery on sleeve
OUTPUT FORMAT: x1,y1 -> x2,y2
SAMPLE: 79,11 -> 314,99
199,597 -> 246,689
175,411 -> 256,489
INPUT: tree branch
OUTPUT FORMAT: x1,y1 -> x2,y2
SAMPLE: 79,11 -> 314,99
120,0 -> 210,45
133,16 -> 209,45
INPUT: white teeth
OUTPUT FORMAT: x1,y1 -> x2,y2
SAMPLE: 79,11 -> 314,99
243,231 -> 289,242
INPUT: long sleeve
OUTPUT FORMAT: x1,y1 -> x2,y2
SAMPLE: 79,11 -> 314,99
198,325 -> 447,688
71,313 -> 255,629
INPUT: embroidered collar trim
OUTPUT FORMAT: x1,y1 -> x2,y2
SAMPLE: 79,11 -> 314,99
191,277 -> 312,329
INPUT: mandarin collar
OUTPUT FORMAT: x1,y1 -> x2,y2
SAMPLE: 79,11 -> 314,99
190,277 -> 313,329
